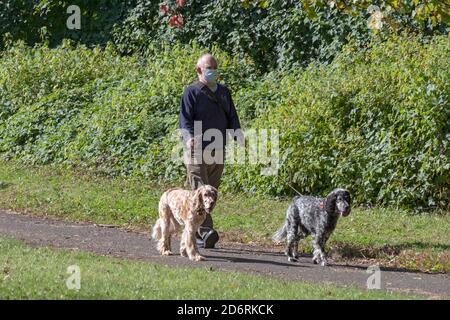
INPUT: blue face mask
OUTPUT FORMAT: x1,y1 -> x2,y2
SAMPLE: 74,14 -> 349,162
204,69 -> 218,84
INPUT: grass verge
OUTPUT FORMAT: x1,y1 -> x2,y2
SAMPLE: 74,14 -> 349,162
0,237 -> 418,299
0,160 -> 449,273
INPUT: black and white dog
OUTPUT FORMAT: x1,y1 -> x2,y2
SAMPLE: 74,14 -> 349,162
273,188 -> 351,266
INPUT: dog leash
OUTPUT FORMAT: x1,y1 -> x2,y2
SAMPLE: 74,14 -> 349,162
285,181 -> 326,209
285,180 -> 303,197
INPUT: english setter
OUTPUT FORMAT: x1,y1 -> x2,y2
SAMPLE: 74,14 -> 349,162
152,185 -> 218,261
273,188 -> 351,266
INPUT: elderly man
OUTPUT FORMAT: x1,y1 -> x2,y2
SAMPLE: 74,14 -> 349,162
179,53 -> 242,249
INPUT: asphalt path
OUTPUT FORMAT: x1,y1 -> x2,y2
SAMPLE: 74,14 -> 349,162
0,209 -> 448,298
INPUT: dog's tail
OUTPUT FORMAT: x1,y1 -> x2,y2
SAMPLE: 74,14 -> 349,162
151,218 -> 162,241
272,222 -> 288,244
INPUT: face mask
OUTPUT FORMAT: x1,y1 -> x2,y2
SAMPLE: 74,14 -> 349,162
203,69 -> 218,84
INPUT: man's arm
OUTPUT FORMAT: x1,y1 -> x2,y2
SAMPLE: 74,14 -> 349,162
227,89 -> 241,131
179,87 -> 196,147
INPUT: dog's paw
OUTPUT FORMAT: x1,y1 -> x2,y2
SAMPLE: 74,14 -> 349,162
190,255 -> 205,262
180,249 -> 188,257
162,250 -> 173,256
320,260 -> 328,267
312,257 -> 319,264
288,257 -> 298,262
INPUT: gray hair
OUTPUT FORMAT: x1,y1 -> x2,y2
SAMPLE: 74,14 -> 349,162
196,53 -> 217,69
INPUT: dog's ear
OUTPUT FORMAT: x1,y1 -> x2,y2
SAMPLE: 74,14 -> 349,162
344,190 -> 351,204
343,189 -> 351,213
190,187 -> 204,213
210,186 -> 218,210
210,186 -> 218,202
325,190 -> 337,214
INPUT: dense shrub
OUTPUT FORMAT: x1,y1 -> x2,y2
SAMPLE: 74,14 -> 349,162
223,35 -> 450,210
0,0 -> 135,49
116,0 -> 370,71
0,36 -> 448,209
2,1 -> 447,72
0,40 -> 255,180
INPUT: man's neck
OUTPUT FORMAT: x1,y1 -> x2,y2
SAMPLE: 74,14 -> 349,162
199,78 -> 218,92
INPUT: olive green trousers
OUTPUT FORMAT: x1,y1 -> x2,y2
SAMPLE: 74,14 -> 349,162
185,149 -> 224,230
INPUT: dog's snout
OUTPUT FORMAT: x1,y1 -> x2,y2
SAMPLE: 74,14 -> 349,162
341,209 -> 351,217
337,200 -> 350,216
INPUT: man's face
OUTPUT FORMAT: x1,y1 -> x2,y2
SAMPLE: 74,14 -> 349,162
197,58 -> 218,77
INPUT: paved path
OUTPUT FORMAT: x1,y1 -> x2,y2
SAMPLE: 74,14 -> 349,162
0,209 -> 449,298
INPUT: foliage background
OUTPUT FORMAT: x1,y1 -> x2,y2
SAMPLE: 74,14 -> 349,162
1,0 -> 449,71
0,1 -> 449,209
0,36 -> 448,209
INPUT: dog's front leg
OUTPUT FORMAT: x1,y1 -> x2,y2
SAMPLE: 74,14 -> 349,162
312,235 -> 327,266
180,229 -> 188,257
158,219 -> 173,256
185,224 -> 204,262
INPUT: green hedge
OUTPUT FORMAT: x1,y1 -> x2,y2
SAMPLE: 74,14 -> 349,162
224,35 -> 450,209
0,40 -> 255,179
115,0 -> 369,72
0,36 -> 449,209
0,0 -> 135,49
2,1 -> 447,72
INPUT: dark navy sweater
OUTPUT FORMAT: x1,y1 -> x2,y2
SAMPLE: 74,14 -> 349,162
179,82 -> 241,149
